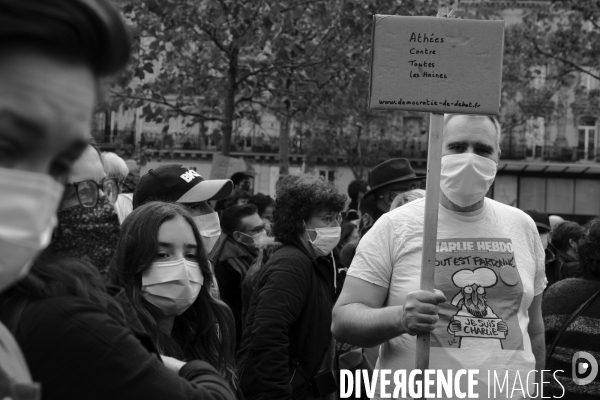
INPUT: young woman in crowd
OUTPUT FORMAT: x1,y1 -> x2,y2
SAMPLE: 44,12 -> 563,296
0,254 -> 236,400
543,217 -> 600,399
238,176 -> 345,400
110,202 -> 240,396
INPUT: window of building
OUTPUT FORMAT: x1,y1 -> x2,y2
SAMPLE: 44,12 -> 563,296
319,170 -> 334,182
525,117 -> 545,158
581,67 -> 600,92
578,116 -> 597,161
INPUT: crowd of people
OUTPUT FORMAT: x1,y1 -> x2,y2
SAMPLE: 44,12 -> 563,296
1,1 -> 600,400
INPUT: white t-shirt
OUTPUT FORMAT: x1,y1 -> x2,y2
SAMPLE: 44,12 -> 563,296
348,198 -> 547,399
114,193 -> 133,225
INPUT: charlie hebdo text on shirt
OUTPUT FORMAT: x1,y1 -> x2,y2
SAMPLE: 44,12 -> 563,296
431,238 -> 525,351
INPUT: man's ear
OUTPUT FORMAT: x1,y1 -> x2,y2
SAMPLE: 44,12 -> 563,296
232,231 -> 243,243
569,238 -> 578,252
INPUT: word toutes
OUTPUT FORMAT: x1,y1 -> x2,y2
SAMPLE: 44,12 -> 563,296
339,369 -> 566,399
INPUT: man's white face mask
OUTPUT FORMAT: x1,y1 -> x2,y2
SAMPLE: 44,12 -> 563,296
192,212 -> 221,254
440,153 -> 497,208
0,167 -> 64,292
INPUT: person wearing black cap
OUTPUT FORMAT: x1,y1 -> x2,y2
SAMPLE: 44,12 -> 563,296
134,165 -> 234,298
364,158 -> 425,214
134,164 -> 233,255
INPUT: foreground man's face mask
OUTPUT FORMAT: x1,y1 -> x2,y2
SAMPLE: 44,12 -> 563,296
0,167 -> 64,292
440,153 -> 497,208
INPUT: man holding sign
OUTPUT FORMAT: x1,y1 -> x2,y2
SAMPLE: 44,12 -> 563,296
332,114 -> 547,398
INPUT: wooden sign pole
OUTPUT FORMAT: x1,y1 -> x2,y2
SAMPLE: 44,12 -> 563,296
415,11 -> 452,383
415,113 -> 444,388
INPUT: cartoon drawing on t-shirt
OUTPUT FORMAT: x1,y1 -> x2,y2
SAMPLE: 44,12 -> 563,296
431,238 -> 524,351
446,267 -> 508,349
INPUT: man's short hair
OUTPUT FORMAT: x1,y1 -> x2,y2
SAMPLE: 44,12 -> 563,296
230,172 -> 250,186
221,204 -> 258,236
551,221 -> 584,252
348,180 -> 369,201
444,114 -> 502,149
248,193 -> 275,216
0,0 -> 131,77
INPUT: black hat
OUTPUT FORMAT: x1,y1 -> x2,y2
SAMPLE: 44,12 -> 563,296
364,158 -> 424,199
523,209 -> 551,232
133,164 -> 233,209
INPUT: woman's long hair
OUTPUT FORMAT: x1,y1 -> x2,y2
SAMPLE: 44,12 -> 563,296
109,201 -> 237,386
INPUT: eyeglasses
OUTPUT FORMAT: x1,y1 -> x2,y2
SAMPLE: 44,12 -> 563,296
68,178 -> 120,208
245,225 -> 267,235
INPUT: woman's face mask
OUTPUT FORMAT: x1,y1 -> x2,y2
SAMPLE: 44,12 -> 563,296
141,258 -> 204,316
0,167 -> 64,292
306,226 -> 341,257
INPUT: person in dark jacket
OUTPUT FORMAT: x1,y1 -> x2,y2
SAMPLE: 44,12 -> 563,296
237,176 -> 346,400
543,217 -> 600,399
212,203 -> 265,348
551,221 -> 584,281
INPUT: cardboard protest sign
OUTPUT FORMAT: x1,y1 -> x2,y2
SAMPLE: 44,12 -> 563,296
369,15 -> 504,114
210,154 -> 248,180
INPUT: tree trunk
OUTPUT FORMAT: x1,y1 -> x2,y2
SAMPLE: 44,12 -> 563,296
221,48 -> 238,156
198,119 -> 207,150
279,114 -> 290,175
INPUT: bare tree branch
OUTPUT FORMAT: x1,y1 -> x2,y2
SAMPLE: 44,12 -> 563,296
531,38 -> 600,80
280,0 -> 325,13
110,90 -> 223,122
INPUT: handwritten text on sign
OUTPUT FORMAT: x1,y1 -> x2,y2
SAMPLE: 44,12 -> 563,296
368,15 -> 504,114
451,316 -> 506,339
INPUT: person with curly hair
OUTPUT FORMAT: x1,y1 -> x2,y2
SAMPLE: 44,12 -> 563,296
237,176 -> 346,400
543,217 -> 600,398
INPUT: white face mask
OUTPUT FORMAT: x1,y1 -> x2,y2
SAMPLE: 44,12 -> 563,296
0,167 -> 64,293
237,230 -> 267,249
440,153 -> 497,208
141,258 -> 204,316
307,226 -> 341,257
192,212 -> 221,254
